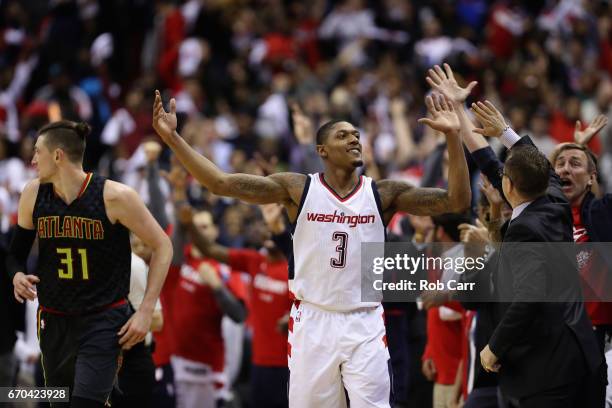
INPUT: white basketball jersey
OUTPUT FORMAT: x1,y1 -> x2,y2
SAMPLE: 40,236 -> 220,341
289,173 -> 385,311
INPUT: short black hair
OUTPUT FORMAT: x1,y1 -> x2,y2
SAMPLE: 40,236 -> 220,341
432,213 -> 471,242
504,144 -> 549,200
39,120 -> 91,163
316,119 -> 345,145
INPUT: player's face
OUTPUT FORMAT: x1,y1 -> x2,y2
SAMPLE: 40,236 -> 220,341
554,149 -> 594,206
320,122 -> 363,169
32,136 -> 58,181
193,212 -> 219,242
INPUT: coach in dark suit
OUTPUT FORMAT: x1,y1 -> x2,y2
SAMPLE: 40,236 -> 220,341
470,101 -> 603,408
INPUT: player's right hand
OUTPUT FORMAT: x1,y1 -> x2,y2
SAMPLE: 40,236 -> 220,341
152,90 -> 178,145
13,272 -> 39,303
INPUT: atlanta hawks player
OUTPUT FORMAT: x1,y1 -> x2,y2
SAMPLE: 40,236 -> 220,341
153,91 -> 470,407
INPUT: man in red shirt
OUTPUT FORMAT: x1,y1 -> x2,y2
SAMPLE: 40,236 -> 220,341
183,202 -> 291,408
551,142 -> 612,399
171,207 -> 247,408
421,214 -> 467,408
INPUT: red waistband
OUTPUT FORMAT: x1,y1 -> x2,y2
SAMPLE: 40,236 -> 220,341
40,298 -> 127,316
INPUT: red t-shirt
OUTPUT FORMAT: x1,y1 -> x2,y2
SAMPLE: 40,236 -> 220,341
422,305 -> 463,385
171,250 -> 247,372
572,206 -> 612,325
228,249 -> 291,367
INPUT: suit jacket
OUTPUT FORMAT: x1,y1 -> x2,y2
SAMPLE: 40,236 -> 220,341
471,136 -> 602,398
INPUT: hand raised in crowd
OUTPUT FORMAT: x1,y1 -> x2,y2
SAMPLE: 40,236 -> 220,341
13,272 -> 39,303
574,114 -> 608,146
143,140 -> 162,163
471,101 -> 507,137
458,219 -> 489,244
199,262 -> 222,290
480,174 -> 504,208
426,63 -> 478,105
408,215 -> 434,243
177,203 -> 194,227
152,90 -> 178,145
253,152 -> 279,176
260,203 -> 285,235
418,94 -> 461,135
291,102 -> 315,145
164,159 -> 189,200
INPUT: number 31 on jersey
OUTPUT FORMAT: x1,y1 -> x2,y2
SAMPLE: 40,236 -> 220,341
56,248 -> 89,280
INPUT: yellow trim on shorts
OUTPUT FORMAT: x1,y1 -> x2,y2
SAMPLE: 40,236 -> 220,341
37,308 -> 48,387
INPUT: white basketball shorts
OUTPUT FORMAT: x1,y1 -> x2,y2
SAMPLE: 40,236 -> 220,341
288,301 -> 392,408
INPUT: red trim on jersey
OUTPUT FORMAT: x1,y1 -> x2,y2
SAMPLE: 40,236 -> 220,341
288,316 -> 294,333
318,173 -> 363,202
287,342 -> 292,357
77,173 -> 93,198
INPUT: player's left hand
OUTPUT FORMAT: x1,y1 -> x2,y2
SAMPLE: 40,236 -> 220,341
118,309 -> 152,350
418,94 -> 461,135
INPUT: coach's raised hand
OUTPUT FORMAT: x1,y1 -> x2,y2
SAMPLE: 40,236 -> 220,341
427,63 -> 477,105
471,101 -> 507,137
152,90 -> 179,146
418,94 -> 460,135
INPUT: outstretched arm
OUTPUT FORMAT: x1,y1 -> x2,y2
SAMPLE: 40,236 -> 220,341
378,94 -> 471,216
152,90 -> 304,206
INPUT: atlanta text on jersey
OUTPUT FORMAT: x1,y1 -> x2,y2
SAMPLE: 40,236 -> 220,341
37,216 -> 105,240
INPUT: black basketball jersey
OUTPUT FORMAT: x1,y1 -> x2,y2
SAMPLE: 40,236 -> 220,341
32,173 -> 131,313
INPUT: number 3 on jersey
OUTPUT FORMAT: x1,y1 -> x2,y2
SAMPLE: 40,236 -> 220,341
57,248 -> 89,280
331,231 -> 348,268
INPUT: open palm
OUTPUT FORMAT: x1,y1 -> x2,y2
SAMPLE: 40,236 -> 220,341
574,114 -> 608,146
426,63 -> 477,104
418,94 -> 460,134
152,90 -> 178,144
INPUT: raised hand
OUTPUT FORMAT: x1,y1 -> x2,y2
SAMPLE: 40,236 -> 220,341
291,103 -> 315,145
574,114 -> 608,146
471,101 -> 507,137
458,220 -> 489,244
152,90 -> 178,145
480,174 -> 504,207
418,94 -> 461,135
426,63 -> 477,105
143,140 -> 162,163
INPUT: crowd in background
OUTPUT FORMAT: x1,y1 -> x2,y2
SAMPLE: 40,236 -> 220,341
1,0 -> 612,407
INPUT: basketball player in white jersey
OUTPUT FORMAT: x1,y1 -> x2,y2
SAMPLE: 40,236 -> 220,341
153,90 -> 471,408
